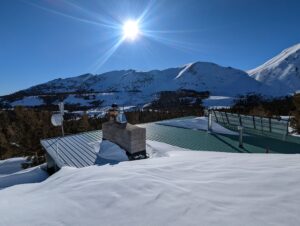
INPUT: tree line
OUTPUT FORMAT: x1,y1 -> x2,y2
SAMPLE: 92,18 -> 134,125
228,93 -> 300,132
0,104 -> 204,160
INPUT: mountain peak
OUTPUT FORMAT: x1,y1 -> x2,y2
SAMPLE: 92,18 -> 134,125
248,43 -> 300,94
248,43 -> 300,76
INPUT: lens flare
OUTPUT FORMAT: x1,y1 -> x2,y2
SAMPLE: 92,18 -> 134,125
123,20 -> 140,41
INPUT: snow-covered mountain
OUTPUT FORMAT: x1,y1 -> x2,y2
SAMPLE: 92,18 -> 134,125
3,43 -> 300,108
248,43 -> 300,94
0,62 -> 267,108
20,62 -> 264,96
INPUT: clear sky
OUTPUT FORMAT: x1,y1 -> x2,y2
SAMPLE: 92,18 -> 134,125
0,0 -> 300,95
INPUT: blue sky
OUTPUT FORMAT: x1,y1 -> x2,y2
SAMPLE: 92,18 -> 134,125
0,0 -> 300,95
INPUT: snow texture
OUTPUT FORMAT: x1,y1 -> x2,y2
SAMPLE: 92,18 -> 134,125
1,141 -> 299,226
95,140 -> 129,164
0,166 -> 48,190
0,157 -> 26,175
203,95 -> 235,108
0,158 -> 48,190
10,96 -> 44,107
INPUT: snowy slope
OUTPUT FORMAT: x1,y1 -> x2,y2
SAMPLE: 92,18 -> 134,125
27,62 -> 265,96
203,95 -> 235,108
174,62 -> 266,96
1,62 -> 269,107
249,43 -> 300,94
19,63 -> 254,95
0,141 -> 300,226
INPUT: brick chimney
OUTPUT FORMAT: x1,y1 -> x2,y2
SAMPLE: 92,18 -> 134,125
102,104 -> 147,160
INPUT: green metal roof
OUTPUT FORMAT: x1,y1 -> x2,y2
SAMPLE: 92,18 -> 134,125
41,117 -> 300,168
140,118 -> 300,154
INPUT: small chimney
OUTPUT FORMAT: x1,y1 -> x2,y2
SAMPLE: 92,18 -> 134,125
108,103 -> 119,122
102,104 -> 147,160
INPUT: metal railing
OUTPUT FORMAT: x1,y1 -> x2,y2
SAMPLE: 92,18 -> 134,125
208,110 -> 289,139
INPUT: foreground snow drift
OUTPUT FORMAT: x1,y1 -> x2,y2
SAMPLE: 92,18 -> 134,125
0,157 -> 49,190
0,141 -> 299,226
0,157 -> 26,175
0,165 -> 49,190
94,140 -> 129,165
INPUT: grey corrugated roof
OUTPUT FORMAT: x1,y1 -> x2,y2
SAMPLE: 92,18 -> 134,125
41,130 -> 102,168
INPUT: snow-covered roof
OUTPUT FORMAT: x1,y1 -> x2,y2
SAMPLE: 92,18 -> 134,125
2,140 -> 300,226
41,130 -> 102,168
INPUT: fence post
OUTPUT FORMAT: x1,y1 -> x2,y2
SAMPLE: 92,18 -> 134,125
225,112 -> 230,124
238,126 -> 244,148
213,110 -> 218,123
208,110 -> 212,132
286,117 -> 290,136
253,116 -> 256,129
239,114 -> 242,126
220,112 -> 224,123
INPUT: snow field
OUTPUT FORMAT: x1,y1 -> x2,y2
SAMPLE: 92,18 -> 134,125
0,141 -> 299,226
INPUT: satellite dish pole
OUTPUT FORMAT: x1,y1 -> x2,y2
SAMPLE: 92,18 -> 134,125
58,102 -> 65,136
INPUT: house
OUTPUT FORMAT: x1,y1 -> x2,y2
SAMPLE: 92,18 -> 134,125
41,115 -> 300,173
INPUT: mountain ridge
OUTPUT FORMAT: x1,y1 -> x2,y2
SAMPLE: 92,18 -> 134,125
2,43 -> 300,108
0,61 -> 268,108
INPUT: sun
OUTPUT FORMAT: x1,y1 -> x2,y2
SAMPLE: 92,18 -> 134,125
123,20 -> 140,41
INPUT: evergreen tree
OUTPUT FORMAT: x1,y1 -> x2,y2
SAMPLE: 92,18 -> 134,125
78,113 -> 90,132
293,94 -> 300,132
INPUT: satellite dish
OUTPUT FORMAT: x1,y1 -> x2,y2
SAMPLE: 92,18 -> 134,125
51,114 -> 63,126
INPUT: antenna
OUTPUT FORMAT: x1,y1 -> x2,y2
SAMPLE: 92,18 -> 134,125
51,102 -> 65,136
